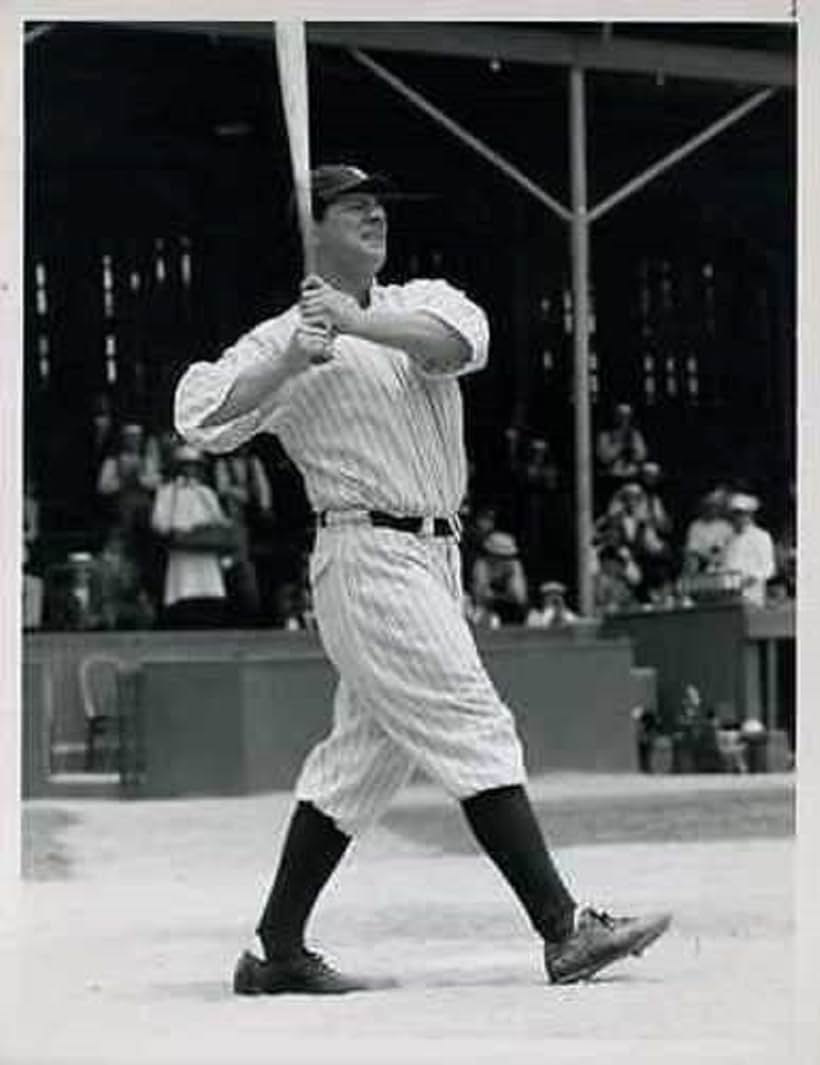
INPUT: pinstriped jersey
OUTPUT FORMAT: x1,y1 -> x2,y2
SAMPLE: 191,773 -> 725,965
175,279 -> 489,516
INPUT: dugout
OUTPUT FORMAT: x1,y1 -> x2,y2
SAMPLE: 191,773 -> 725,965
22,20 -> 796,610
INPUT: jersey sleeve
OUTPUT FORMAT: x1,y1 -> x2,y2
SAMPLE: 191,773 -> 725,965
399,279 -> 490,377
174,314 -> 296,453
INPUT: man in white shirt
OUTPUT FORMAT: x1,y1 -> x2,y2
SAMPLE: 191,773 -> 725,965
722,493 -> 776,607
175,164 -> 670,995
684,488 -> 734,576
150,444 -> 231,627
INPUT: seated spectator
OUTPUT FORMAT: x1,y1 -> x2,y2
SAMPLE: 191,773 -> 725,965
721,493 -> 776,607
461,503 -> 499,589
670,686 -> 724,774
638,462 -> 672,539
605,482 -> 672,602
526,581 -> 578,629
596,401 -> 648,492
150,444 -> 233,628
683,488 -> 734,576
96,528 -> 156,630
214,445 -> 274,624
470,530 -> 529,626
592,543 -> 640,616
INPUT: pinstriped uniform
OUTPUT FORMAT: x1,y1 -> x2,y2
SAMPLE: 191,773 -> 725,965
176,278 -> 526,835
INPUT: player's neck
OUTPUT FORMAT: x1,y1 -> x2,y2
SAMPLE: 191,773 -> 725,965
316,257 -> 377,307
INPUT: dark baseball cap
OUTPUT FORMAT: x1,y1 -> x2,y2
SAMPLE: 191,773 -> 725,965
311,164 -> 397,208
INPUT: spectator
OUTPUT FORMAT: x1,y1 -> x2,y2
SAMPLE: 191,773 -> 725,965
596,402 -> 648,492
461,504 -> 499,590
214,445 -> 274,624
470,530 -> 529,626
632,706 -> 661,774
97,421 -> 162,531
605,482 -> 672,602
721,493 -> 776,607
90,392 -> 116,467
772,479 -> 796,598
95,527 -> 156,630
670,686 -> 723,774
97,421 -> 163,595
150,443 -> 233,628
592,543 -> 640,616
637,462 -> 672,539
280,551 -> 317,631
525,581 -> 578,630
683,488 -> 734,577
520,437 -> 562,589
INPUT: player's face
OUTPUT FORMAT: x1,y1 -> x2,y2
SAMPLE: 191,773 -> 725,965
316,193 -> 388,273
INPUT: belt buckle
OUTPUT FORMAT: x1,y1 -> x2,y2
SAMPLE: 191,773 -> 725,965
420,515 -> 435,537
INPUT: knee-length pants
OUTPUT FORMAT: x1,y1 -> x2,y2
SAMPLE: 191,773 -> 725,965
295,525 -> 526,836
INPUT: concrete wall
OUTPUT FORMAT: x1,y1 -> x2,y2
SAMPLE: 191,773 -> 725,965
23,628 -> 644,798
130,633 -> 640,798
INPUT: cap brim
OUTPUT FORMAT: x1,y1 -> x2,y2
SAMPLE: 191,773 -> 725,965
320,174 -> 434,205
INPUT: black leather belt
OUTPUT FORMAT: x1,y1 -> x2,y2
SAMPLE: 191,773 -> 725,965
317,510 -> 456,537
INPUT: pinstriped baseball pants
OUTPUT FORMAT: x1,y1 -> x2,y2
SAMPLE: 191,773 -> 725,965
295,524 -> 527,836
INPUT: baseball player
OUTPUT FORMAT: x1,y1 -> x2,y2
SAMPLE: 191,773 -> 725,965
175,164 -> 671,995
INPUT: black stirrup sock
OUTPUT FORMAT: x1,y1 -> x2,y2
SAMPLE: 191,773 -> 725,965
462,784 -> 576,943
256,801 -> 351,960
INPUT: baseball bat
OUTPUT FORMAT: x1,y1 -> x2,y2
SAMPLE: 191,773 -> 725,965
275,20 -> 332,362
274,20 -> 315,276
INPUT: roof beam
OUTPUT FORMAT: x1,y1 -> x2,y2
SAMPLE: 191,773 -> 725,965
114,21 -> 795,88
308,23 -> 795,87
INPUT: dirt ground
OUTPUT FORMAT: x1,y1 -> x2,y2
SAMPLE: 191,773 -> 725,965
2,773 -> 798,1065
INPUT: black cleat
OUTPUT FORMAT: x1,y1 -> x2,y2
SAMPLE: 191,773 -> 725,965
232,948 -> 389,996
544,907 -> 672,985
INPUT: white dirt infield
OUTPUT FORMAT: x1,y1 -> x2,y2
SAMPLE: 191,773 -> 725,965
2,774 -> 795,1065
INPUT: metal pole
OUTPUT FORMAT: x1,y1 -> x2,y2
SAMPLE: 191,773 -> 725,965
569,66 -> 594,616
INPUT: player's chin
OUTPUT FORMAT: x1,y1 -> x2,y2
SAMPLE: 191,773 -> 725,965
360,245 -> 387,271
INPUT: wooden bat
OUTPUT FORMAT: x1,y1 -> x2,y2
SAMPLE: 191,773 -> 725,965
274,20 -> 315,275
275,20 -> 331,361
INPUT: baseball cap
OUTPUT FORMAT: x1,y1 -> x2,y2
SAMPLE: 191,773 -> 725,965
311,164 -> 397,209
174,443 -> 205,464
729,492 -> 759,513
483,531 -> 519,559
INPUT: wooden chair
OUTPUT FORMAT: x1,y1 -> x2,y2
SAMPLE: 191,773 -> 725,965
78,654 -> 124,772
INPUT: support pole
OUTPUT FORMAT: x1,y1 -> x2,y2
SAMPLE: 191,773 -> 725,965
569,66 -> 594,617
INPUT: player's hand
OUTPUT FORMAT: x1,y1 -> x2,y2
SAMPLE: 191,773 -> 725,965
284,322 -> 334,372
300,275 -> 363,334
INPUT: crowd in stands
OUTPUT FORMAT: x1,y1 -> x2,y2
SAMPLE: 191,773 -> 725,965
22,395 -> 796,633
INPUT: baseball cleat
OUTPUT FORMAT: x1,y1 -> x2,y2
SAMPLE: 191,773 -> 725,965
543,907 -> 672,985
232,948 -> 392,996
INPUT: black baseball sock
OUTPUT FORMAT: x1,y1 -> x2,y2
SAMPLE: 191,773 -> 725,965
461,784 -> 576,944
256,801 -> 351,960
